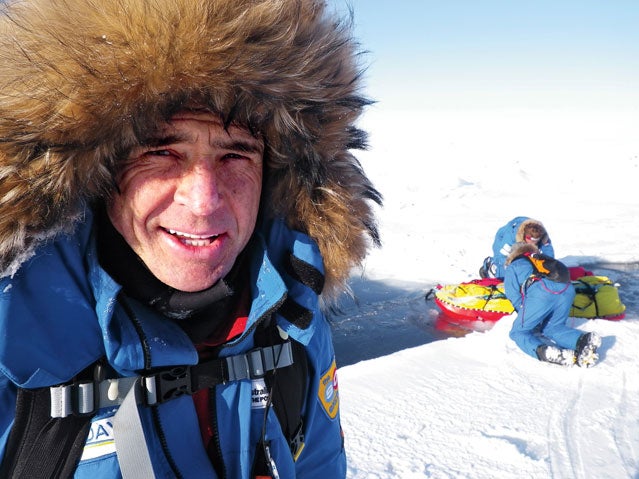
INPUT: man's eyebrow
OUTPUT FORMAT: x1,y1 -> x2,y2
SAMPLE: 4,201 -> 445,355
141,134 -> 185,147
140,134 -> 263,154
212,138 -> 264,154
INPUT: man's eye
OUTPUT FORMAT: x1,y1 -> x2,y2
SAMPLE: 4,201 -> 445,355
145,149 -> 172,157
222,152 -> 252,162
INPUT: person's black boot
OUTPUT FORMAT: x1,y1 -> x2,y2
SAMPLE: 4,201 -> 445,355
536,345 -> 575,366
575,332 -> 601,368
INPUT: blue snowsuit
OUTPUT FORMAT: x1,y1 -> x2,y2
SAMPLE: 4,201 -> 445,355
504,256 -> 580,359
491,216 -> 554,278
0,212 -> 346,478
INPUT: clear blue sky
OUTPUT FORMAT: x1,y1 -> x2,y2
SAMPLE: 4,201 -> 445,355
330,0 -> 639,111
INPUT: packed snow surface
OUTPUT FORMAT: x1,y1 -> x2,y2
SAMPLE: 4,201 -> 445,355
335,109 -> 639,479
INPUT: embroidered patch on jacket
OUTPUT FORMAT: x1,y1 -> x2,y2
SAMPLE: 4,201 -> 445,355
81,416 -> 116,461
251,378 -> 269,409
318,359 -> 339,419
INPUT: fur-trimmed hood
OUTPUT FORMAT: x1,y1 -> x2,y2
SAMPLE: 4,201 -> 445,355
515,218 -> 550,245
505,242 -> 539,265
0,0 -> 381,296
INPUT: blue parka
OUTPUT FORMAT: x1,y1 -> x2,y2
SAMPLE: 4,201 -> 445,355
0,212 -> 346,478
0,1 -> 384,477
504,254 -> 580,359
491,216 -> 554,278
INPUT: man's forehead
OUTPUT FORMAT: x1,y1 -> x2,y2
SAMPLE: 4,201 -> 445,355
169,110 -> 224,125
167,111 -> 246,133
152,111 -> 263,146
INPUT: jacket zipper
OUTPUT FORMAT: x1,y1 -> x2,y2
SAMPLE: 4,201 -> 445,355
117,292 -> 183,477
209,391 -> 227,478
117,292 -> 152,369
152,406 -> 184,479
206,291 -> 288,478
217,292 -> 287,353
117,289 -> 288,478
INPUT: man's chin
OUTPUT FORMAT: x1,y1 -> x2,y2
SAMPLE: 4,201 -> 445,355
152,267 -> 224,293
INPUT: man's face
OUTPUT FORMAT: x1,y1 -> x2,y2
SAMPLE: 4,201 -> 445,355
524,227 -> 542,245
108,111 -> 264,292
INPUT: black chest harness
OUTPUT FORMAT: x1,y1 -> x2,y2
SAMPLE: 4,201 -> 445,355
0,321 -> 308,479
0,252 -> 323,479
0,316 -> 308,479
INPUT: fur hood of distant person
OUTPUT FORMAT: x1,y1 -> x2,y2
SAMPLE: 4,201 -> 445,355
514,218 -> 550,246
0,0 -> 381,297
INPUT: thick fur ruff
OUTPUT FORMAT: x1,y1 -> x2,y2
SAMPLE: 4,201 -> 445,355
0,0 -> 381,296
515,219 -> 549,244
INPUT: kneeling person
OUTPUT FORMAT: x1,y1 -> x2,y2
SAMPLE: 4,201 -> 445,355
503,242 -> 601,367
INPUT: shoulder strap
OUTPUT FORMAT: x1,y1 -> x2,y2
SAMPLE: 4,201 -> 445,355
3,251 -> 318,477
254,319 -> 308,459
250,318 -> 309,479
0,378 -> 94,478
2,338 -> 298,479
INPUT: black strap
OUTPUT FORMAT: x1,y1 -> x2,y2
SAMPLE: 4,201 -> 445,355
285,253 -> 325,295
143,342 -> 294,406
277,297 -> 313,329
3,282 -> 312,478
48,342 -> 295,416
573,280 -> 599,315
254,319 -> 309,459
479,284 -> 504,310
0,387 -> 92,479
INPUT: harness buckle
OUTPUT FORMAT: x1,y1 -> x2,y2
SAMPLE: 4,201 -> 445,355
143,366 -> 193,406
50,380 -> 96,418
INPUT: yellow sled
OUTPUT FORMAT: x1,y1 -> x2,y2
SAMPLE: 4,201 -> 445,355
431,278 -> 514,322
430,275 -> 625,322
570,275 -> 626,320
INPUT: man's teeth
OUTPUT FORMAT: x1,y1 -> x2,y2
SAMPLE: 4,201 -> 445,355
167,229 -> 217,246
167,229 -> 212,239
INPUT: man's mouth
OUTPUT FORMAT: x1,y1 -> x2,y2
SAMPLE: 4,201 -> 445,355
166,228 -> 219,247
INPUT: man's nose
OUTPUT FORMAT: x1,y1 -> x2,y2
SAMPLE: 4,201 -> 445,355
174,161 -> 220,215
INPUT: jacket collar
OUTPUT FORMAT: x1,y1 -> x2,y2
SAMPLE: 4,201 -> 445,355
0,214 -> 292,387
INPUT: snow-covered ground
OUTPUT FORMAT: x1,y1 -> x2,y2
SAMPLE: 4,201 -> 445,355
335,108 -> 639,478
